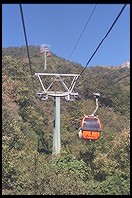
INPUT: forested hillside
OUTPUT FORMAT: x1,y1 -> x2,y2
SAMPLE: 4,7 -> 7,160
2,46 -> 130,195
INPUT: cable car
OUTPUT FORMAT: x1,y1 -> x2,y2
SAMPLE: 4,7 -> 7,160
78,92 -> 101,141
47,52 -> 51,57
79,115 -> 101,141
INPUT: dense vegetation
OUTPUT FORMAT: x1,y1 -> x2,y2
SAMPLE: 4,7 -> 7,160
2,46 -> 130,195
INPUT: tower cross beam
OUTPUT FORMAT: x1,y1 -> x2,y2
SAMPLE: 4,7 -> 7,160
35,73 -> 79,98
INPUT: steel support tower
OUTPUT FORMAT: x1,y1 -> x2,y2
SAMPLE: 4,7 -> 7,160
35,73 -> 79,158
40,44 -> 51,70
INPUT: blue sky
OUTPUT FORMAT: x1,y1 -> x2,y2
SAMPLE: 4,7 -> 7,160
2,4 -> 130,67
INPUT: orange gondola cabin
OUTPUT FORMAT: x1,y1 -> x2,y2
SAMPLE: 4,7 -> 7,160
47,52 -> 51,57
79,115 -> 101,141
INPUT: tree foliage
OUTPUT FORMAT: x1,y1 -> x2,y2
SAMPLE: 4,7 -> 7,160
2,46 -> 130,195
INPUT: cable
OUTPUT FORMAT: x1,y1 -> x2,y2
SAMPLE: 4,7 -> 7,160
19,4 -> 36,96
70,4 -> 127,88
80,4 -> 127,77
67,4 -> 97,63
95,67 -> 130,92
88,73 -> 130,100
90,67 -> 130,96
100,73 -> 130,93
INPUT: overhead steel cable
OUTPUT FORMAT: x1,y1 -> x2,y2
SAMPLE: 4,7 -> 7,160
86,73 -> 130,99
93,66 -> 130,94
19,4 -> 36,96
70,3 -> 127,88
79,4 -> 127,77
60,4 -> 97,92
67,4 -> 97,63
102,73 -> 130,92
